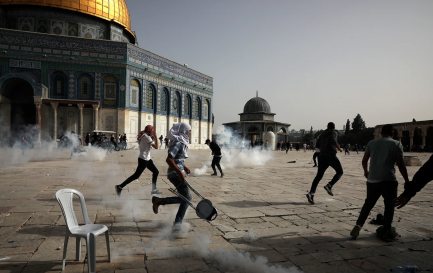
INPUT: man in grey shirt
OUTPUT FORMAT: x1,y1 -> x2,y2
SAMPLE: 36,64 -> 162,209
351,124 -> 409,241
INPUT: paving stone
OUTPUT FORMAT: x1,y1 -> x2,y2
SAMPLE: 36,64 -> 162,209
0,149 -> 431,273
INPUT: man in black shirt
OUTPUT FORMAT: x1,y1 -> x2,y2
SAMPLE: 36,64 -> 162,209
205,139 -> 224,177
306,122 -> 343,204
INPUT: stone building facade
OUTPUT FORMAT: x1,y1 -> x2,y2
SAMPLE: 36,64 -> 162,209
223,96 -> 290,149
0,0 -> 213,148
374,120 -> 433,152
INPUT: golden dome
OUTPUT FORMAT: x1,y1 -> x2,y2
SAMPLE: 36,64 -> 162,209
0,0 -> 134,38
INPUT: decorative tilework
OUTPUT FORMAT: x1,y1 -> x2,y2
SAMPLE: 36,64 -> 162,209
68,72 -> 75,99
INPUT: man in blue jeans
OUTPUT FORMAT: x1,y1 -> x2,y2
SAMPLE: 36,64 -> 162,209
151,123 -> 192,232
351,124 -> 409,241
306,122 -> 343,204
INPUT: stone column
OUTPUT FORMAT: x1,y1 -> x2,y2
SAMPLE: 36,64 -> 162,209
34,96 -> 42,145
92,104 -> 99,130
77,103 -> 84,140
50,102 -> 59,140
396,129 -> 402,142
409,129 -> 414,151
421,126 -> 427,150
198,119 -> 202,144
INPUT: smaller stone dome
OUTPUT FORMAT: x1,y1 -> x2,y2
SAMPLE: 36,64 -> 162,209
243,96 -> 271,113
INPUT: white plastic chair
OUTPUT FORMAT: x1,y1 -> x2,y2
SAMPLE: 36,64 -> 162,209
55,188 -> 110,273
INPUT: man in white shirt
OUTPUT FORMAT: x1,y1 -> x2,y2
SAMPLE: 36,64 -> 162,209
115,125 -> 160,196
350,124 -> 409,241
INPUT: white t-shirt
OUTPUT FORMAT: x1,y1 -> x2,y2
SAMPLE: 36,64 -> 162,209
138,134 -> 154,160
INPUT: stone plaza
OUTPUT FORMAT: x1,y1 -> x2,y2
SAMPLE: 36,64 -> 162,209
0,148 -> 432,273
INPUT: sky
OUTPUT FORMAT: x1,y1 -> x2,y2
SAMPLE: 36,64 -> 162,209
126,0 -> 433,131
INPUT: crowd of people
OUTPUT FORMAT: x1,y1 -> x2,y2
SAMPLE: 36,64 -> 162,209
109,121 -> 432,241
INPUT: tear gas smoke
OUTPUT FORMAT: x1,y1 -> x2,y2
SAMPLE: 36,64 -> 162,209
167,233 -> 303,273
193,161 -> 210,176
193,126 -> 273,175
0,128 -> 108,167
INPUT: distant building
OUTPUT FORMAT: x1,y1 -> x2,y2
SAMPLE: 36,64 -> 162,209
0,0 -> 213,148
223,95 -> 290,149
374,120 -> 433,152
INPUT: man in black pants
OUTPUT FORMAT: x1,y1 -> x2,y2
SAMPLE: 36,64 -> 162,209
205,139 -> 224,177
115,125 -> 160,196
306,122 -> 343,204
350,124 -> 409,241
396,154 -> 433,209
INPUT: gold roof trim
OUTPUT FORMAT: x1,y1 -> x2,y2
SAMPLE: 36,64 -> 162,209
0,0 -> 135,38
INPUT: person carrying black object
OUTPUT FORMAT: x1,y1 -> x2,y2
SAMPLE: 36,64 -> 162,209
306,122 -> 343,204
152,122 -> 192,232
350,124 -> 409,241
395,154 -> 433,209
205,139 -> 224,177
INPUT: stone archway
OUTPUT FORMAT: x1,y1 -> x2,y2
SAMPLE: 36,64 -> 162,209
401,130 -> 410,152
412,127 -> 423,152
0,78 -> 36,144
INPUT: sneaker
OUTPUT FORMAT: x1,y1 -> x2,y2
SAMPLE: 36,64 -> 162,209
151,188 -> 161,195
350,225 -> 361,240
172,223 -> 182,233
115,185 -> 122,196
324,184 -> 334,196
152,196 -> 160,214
306,193 -> 314,204
211,173 -> 217,176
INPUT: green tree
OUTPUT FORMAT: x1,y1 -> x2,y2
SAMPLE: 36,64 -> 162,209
345,119 -> 350,135
352,114 -> 366,133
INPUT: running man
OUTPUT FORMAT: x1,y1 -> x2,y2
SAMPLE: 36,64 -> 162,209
115,125 -> 160,196
205,139 -> 224,177
350,124 -> 409,241
306,122 -> 343,204
152,122 -> 192,231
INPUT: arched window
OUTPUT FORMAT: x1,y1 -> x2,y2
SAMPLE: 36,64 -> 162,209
129,79 -> 140,106
185,94 -> 192,118
78,74 -> 92,99
204,99 -> 210,120
194,97 -> 202,119
146,84 -> 156,110
160,88 -> 169,113
104,76 -> 117,100
51,71 -> 66,98
173,91 -> 181,117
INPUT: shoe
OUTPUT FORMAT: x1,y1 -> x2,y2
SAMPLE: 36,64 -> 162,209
324,184 -> 334,196
172,223 -> 182,233
306,193 -> 314,204
220,173 -> 224,178
115,185 -> 122,196
350,225 -> 361,240
151,188 -> 161,195
152,196 -> 160,214
211,173 -> 217,176
376,226 -> 399,242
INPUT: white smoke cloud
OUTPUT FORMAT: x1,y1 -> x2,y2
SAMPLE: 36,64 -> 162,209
193,126 -> 273,175
167,233 -> 303,273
